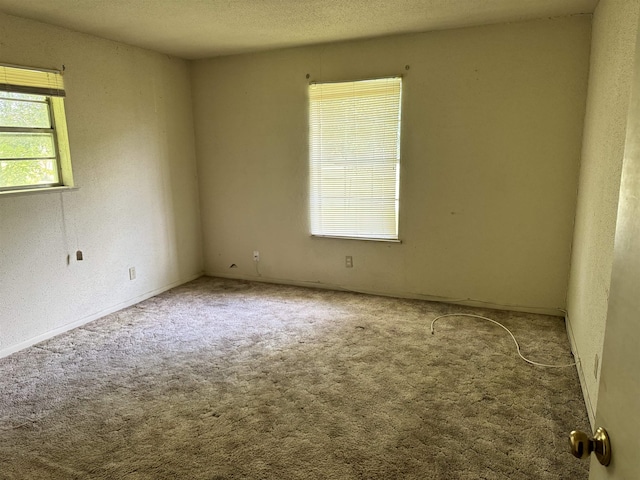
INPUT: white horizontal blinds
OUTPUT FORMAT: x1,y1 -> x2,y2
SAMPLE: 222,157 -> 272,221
0,65 -> 65,97
309,77 -> 402,239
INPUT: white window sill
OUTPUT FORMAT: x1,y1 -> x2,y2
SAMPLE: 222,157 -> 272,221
0,186 -> 78,197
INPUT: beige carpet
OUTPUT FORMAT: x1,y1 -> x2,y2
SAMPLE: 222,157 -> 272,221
0,276 -> 590,479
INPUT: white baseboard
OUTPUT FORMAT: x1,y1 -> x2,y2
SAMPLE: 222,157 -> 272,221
207,271 -> 565,317
0,273 -> 203,359
565,313 -> 595,428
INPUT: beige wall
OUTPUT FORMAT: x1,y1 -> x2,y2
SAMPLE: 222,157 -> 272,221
566,0 -> 640,425
0,13 -> 203,355
191,16 -> 591,313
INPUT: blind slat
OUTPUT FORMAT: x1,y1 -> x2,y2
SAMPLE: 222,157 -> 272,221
0,65 -> 65,97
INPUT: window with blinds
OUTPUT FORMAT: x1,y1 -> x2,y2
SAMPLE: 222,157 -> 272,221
309,77 -> 402,240
0,64 -> 74,193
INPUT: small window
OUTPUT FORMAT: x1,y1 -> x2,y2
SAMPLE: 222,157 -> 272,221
309,77 -> 402,240
0,64 -> 73,193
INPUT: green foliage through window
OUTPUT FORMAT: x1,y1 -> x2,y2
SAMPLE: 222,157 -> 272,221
0,92 -> 60,189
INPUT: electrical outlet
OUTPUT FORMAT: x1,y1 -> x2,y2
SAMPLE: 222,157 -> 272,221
129,267 -> 136,280
253,251 -> 260,262
345,256 -> 353,268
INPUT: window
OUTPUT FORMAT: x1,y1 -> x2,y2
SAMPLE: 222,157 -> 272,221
0,64 -> 73,193
309,77 -> 402,240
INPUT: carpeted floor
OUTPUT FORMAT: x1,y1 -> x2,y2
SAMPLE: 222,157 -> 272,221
0,276 -> 590,479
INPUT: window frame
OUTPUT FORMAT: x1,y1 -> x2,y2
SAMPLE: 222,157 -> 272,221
308,76 -> 403,242
0,64 -> 74,195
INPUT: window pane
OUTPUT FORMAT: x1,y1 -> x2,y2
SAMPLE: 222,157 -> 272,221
0,132 -> 55,159
0,66 -> 71,193
0,96 -> 51,128
0,159 -> 58,188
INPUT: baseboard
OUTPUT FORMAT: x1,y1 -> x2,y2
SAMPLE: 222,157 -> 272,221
565,312 -> 595,428
207,271 -> 565,317
0,272 -> 203,360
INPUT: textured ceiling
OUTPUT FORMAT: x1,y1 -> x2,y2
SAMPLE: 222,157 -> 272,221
0,0 -> 598,59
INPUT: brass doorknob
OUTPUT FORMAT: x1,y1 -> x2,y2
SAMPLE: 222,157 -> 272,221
569,427 -> 611,466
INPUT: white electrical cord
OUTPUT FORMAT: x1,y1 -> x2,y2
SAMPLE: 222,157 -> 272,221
430,313 -> 577,368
